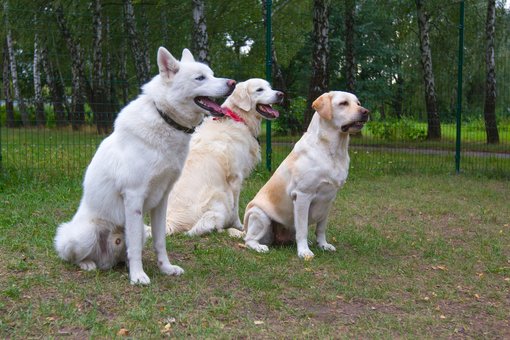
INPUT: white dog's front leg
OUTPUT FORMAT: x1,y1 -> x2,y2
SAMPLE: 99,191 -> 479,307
124,194 -> 150,285
293,192 -> 314,259
316,217 -> 336,252
151,194 -> 184,277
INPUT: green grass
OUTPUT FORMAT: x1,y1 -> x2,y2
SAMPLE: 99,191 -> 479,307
1,166 -> 509,338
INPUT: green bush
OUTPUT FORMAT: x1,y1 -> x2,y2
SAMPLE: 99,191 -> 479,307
272,96 -> 306,136
366,118 -> 427,141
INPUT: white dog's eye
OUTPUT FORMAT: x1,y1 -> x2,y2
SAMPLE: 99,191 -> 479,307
256,88 -> 264,92
339,101 -> 348,106
195,75 -> 206,81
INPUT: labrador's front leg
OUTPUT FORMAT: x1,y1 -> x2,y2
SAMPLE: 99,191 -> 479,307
293,192 -> 314,259
151,193 -> 184,276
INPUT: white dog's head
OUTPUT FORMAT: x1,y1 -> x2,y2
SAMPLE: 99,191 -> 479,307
225,78 -> 284,120
312,91 -> 369,133
145,47 -> 236,125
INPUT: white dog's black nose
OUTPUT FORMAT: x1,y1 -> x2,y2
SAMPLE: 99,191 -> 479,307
276,91 -> 285,103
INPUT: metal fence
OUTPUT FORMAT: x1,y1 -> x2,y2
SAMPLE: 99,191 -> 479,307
1,1 -> 509,181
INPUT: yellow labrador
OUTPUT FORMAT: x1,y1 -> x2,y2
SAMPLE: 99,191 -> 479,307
243,91 -> 369,259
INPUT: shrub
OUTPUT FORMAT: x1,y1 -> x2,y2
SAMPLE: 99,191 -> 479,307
367,118 -> 427,141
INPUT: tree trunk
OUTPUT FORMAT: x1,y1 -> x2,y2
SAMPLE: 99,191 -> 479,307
192,0 -> 210,65
40,46 -> 67,127
33,31 -> 46,127
123,0 -> 151,87
483,0 -> 499,144
88,0 -> 112,135
392,73 -> 403,119
55,5 -> 86,130
303,0 -> 330,132
119,40 -> 129,106
105,16 -> 118,129
6,31 -> 29,126
2,38 -> 15,128
345,0 -> 356,93
415,0 -> 441,139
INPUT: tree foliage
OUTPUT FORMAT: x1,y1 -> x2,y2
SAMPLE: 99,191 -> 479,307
0,0 -> 508,141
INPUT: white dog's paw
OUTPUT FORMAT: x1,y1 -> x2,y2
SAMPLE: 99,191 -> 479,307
130,271 -> 151,285
79,260 -> 97,271
246,242 -> 269,253
298,248 -> 315,260
160,264 -> 184,276
318,242 -> 336,252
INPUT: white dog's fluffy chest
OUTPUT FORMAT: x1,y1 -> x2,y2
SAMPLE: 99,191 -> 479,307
81,101 -> 191,225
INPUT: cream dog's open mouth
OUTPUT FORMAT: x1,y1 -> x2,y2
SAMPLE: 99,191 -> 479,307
256,104 -> 280,120
194,97 -> 225,117
341,120 -> 367,132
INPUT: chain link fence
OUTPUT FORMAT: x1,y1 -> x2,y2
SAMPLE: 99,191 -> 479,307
1,1 -> 509,180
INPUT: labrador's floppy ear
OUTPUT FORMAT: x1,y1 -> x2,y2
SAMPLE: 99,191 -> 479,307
181,48 -> 195,63
230,82 -> 251,111
312,93 -> 332,120
157,47 -> 179,81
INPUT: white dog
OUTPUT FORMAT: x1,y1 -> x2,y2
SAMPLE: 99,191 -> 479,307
243,91 -> 369,259
165,79 -> 283,236
54,47 -> 235,284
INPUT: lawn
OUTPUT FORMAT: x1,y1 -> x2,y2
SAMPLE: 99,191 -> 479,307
1,164 -> 509,338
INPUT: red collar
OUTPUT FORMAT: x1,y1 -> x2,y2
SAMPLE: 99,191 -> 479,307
213,107 -> 245,123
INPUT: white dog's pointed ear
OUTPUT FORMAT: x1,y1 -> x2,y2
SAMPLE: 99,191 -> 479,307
231,82 -> 251,111
181,48 -> 195,63
158,47 -> 179,81
312,93 -> 332,120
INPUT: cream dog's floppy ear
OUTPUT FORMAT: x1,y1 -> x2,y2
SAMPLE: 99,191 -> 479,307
231,82 -> 251,111
312,93 -> 332,120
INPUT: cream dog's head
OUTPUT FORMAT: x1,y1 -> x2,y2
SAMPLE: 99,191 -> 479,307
226,78 -> 284,120
312,91 -> 369,133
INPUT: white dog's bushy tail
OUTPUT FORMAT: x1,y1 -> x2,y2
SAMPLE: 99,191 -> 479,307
54,220 -> 97,264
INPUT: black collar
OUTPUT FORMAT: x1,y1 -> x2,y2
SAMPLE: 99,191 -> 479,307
155,103 -> 196,134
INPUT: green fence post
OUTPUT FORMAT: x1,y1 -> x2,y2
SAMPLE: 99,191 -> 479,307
265,0 -> 272,172
455,0 -> 465,174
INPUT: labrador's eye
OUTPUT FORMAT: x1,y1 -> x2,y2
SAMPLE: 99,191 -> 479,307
195,75 -> 206,81
256,88 -> 264,92
339,101 -> 348,106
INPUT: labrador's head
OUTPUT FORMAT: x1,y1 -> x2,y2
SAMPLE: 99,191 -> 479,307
227,78 -> 284,120
312,91 -> 369,133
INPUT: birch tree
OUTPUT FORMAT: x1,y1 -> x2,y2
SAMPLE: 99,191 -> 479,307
345,0 -> 356,93
123,0 -> 151,87
192,0 -> 210,65
55,5 -> 86,130
303,0 -> 330,131
2,39 -> 15,128
89,0 -> 112,134
415,0 -> 441,139
33,29 -> 45,127
483,0 -> 499,144
5,1 -> 29,126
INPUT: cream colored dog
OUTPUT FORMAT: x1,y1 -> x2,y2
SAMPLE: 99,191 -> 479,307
165,79 -> 283,236
243,91 -> 369,259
